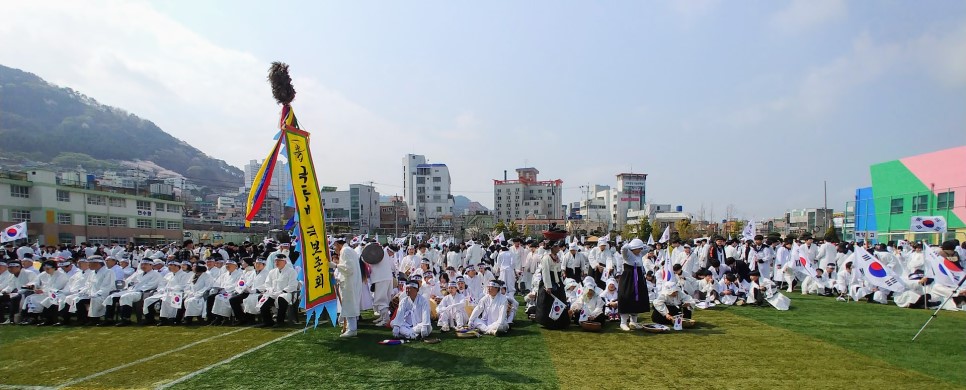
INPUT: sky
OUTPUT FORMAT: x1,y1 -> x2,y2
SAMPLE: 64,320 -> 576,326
1,0 -> 965,220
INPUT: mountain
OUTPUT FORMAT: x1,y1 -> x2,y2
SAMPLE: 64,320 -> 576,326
453,195 -> 489,214
0,65 -> 243,190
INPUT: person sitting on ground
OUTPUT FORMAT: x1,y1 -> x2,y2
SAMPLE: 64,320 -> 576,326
436,282 -> 467,332
694,270 -> 719,304
468,280 -> 509,335
570,278 -> 607,327
801,268 -> 829,296
391,279 -> 433,340
652,281 -> 695,326
716,273 -> 746,305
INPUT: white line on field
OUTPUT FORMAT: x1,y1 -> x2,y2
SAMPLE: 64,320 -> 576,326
156,329 -> 301,390
53,326 -> 251,389
0,385 -> 55,390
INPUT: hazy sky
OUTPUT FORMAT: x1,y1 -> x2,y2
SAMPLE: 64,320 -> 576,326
2,1 -> 965,220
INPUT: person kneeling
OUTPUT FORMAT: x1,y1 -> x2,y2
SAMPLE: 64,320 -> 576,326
652,281 -> 694,326
391,280 -> 433,340
570,279 -> 606,327
468,281 -> 508,335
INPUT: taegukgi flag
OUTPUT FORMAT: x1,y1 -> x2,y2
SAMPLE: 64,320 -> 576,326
910,216 -> 947,233
1,222 -> 27,243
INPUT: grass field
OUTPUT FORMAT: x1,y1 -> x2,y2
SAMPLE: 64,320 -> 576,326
0,294 -> 963,390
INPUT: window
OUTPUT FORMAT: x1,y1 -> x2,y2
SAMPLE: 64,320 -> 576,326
57,213 -> 72,225
87,195 -> 106,205
436,207 -> 442,212
167,221 -> 181,230
11,209 -> 30,223
10,185 -> 29,198
416,187 -> 425,194
57,190 -> 70,202
136,200 -> 151,211
416,177 -> 425,184
156,202 -> 165,211
109,217 -> 128,227
433,177 -> 441,183
937,191 -> 955,210
87,215 -> 107,226
433,195 -> 441,201
890,198 -> 904,214
137,219 -> 152,228
433,186 -> 441,191
167,204 -> 179,213
912,195 -> 929,213
332,198 -> 339,204
156,220 -> 166,229
57,233 -> 74,245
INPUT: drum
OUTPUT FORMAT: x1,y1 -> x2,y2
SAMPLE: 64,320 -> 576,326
361,243 -> 384,264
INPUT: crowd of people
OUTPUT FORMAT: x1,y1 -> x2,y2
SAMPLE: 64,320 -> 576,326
1,234 -> 964,342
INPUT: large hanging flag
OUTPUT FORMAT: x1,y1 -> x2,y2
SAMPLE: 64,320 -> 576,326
267,62 -> 337,328
910,216 -> 947,233
1,222 -> 27,243
658,226 -> 671,244
494,232 -> 505,243
923,241 -> 964,288
852,246 -> 905,292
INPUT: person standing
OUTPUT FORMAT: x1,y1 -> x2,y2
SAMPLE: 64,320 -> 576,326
536,241 -> 570,329
334,238 -> 362,338
616,239 -> 650,331
370,244 -> 398,326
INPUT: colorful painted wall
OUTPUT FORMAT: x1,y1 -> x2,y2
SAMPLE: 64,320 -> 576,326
866,145 -> 965,238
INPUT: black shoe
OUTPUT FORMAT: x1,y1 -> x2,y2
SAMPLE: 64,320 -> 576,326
272,321 -> 286,328
254,322 -> 273,328
139,319 -> 157,326
96,320 -> 116,327
116,320 -> 132,327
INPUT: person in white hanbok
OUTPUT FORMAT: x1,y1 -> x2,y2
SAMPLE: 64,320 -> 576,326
469,280 -> 509,335
334,239 -> 363,338
21,260 -> 68,325
437,282 -> 468,331
143,261 -> 190,326
104,261 -> 161,326
391,280 -> 433,339
182,264 -> 215,325
208,259 -> 243,325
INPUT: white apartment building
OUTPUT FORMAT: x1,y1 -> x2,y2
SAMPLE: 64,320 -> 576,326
493,168 -> 563,224
402,154 -> 454,227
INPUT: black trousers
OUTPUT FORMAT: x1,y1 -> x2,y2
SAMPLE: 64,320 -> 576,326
206,294 -> 217,318
259,296 -> 288,325
566,268 -> 583,281
0,294 -> 23,322
651,305 -> 692,325
61,299 -> 91,324
230,292 -> 250,321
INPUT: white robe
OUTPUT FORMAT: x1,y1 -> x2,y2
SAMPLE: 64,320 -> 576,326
86,267 -> 117,317
335,247 -> 363,318
391,293 -> 433,339
469,292 -> 508,333
183,272 -> 215,317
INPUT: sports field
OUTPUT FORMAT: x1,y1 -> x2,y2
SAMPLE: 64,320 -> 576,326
0,295 -> 963,390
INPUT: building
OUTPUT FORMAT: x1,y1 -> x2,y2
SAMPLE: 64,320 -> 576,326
242,159 -> 293,204
319,184 -> 381,234
614,173 -> 648,230
784,208 -> 833,236
378,196 -> 410,236
493,168 -> 563,224
402,154 -> 455,229
849,145 -> 965,243
0,169 -> 185,245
